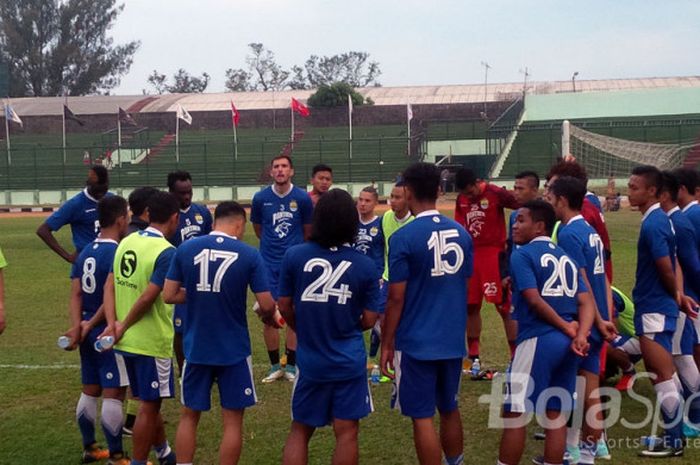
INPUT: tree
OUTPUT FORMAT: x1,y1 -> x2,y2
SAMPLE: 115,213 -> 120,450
307,82 -> 366,108
224,43 -> 289,92
147,69 -> 210,94
0,0 -> 139,96
299,52 -> 381,88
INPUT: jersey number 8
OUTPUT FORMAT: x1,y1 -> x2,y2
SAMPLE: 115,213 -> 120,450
82,257 -> 97,294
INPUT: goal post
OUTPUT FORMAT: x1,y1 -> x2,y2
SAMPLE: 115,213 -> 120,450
561,120 -> 695,177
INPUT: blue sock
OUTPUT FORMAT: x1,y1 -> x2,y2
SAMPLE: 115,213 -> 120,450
76,393 -> 98,448
153,441 -> 172,459
445,453 -> 464,465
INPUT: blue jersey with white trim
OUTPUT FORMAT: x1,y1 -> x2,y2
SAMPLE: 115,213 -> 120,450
682,201 -> 700,254
250,185 -> 314,266
510,237 -> 587,343
353,215 -> 385,277
71,238 -> 118,317
389,211 -> 473,360
169,203 -> 213,247
278,242 -> 380,382
633,204 -> 678,317
46,189 -> 112,252
166,232 -> 269,365
557,216 -> 608,341
669,207 -> 700,300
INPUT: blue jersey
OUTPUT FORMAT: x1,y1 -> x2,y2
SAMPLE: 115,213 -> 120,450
70,238 -> 118,317
557,216 -> 608,341
251,185 -> 314,266
353,215 -> 385,276
389,210 -> 473,360
279,242 -> 381,382
633,204 -> 678,317
669,207 -> 700,300
166,232 -> 269,365
46,189 -> 111,252
510,237 -> 587,343
682,201 -> 700,252
170,203 -> 213,246
504,210 -> 518,276
586,192 -> 603,214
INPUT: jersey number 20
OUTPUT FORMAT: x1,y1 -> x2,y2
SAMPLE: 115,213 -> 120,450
193,249 -> 239,293
540,253 -> 578,297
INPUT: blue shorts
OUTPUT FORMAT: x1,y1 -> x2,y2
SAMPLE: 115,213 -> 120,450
504,331 -> 579,414
578,340 -> 603,375
80,324 -> 129,388
291,372 -> 373,427
672,313 -> 696,356
120,352 -> 175,401
173,304 -> 185,335
636,313 -> 677,353
391,352 -> 461,419
181,357 -> 257,411
268,267 -> 279,301
376,281 -> 388,314
611,334 -> 643,364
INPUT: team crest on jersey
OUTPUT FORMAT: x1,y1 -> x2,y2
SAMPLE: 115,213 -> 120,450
195,213 -> 203,224
370,226 -> 379,236
289,200 -> 298,212
480,198 -> 489,210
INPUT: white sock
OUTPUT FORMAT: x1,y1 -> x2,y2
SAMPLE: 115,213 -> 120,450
101,398 -> 124,437
674,356 -> 700,392
76,393 -> 98,423
654,378 -> 681,418
566,425 -> 581,448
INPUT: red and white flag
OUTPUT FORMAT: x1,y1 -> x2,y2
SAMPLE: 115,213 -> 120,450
230,100 -> 240,128
291,98 -> 310,117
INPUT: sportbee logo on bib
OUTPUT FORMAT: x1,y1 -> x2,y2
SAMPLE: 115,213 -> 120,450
120,251 -> 137,277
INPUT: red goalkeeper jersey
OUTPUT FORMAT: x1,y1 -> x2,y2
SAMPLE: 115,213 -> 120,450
455,182 -> 519,250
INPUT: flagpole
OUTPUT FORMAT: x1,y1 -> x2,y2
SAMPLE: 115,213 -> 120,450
407,104 -> 411,157
4,100 -> 11,166
348,97 -> 353,160
176,111 -> 180,163
62,106 -> 67,164
233,120 -> 238,161
290,106 -> 295,153
117,112 -> 122,149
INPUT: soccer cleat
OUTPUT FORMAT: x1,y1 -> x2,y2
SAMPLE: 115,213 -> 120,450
533,430 -> 546,440
532,455 -> 571,465
566,444 -> 581,464
106,453 -> 153,465
121,425 -> 133,437
638,443 -> 684,458
615,372 -> 635,391
595,438 -> 612,460
158,452 -> 176,465
261,364 -> 285,383
81,443 -> 110,463
461,358 -> 472,374
683,422 -> 700,438
283,364 -> 297,382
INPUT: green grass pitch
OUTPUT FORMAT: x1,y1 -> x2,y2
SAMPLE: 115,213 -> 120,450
1,208 -> 700,464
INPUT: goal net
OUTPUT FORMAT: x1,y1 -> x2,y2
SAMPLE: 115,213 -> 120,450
562,120 -> 695,178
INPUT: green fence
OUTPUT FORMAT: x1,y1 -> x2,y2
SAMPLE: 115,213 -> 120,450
0,133 -> 414,191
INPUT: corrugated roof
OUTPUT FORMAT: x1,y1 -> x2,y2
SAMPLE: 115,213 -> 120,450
3,76 -> 700,116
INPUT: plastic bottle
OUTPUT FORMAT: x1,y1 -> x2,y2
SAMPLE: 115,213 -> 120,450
94,336 -> 115,352
471,358 -> 481,377
57,335 -> 72,350
370,365 -> 381,385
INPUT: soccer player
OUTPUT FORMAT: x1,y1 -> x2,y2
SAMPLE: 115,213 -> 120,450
251,155 -> 314,383
454,167 -> 518,362
0,245 -> 5,335
37,165 -> 110,263
279,189 -> 381,465
497,200 -> 594,465
64,196 -> 131,465
381,162 -> 473,465
127,187 -> 158,234
608,286 -> 642,392
627,165 -> 684,457
103,191 -> 180,465
167,171 -> 213,374
308,163 -> 333,206
354,186 -> 385,359
163,201 -> 276,465
548,177 -> 617,464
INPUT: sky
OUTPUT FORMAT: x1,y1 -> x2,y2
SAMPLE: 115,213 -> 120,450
109,0 -> 700,95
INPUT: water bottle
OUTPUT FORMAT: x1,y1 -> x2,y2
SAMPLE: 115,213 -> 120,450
370,365 -> 381,385
94,336 -> 114,352
471,358 -> 481,377
57,335 -> 72,350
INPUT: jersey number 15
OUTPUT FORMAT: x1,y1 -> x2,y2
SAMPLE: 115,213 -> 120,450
428,229 -> 464,276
